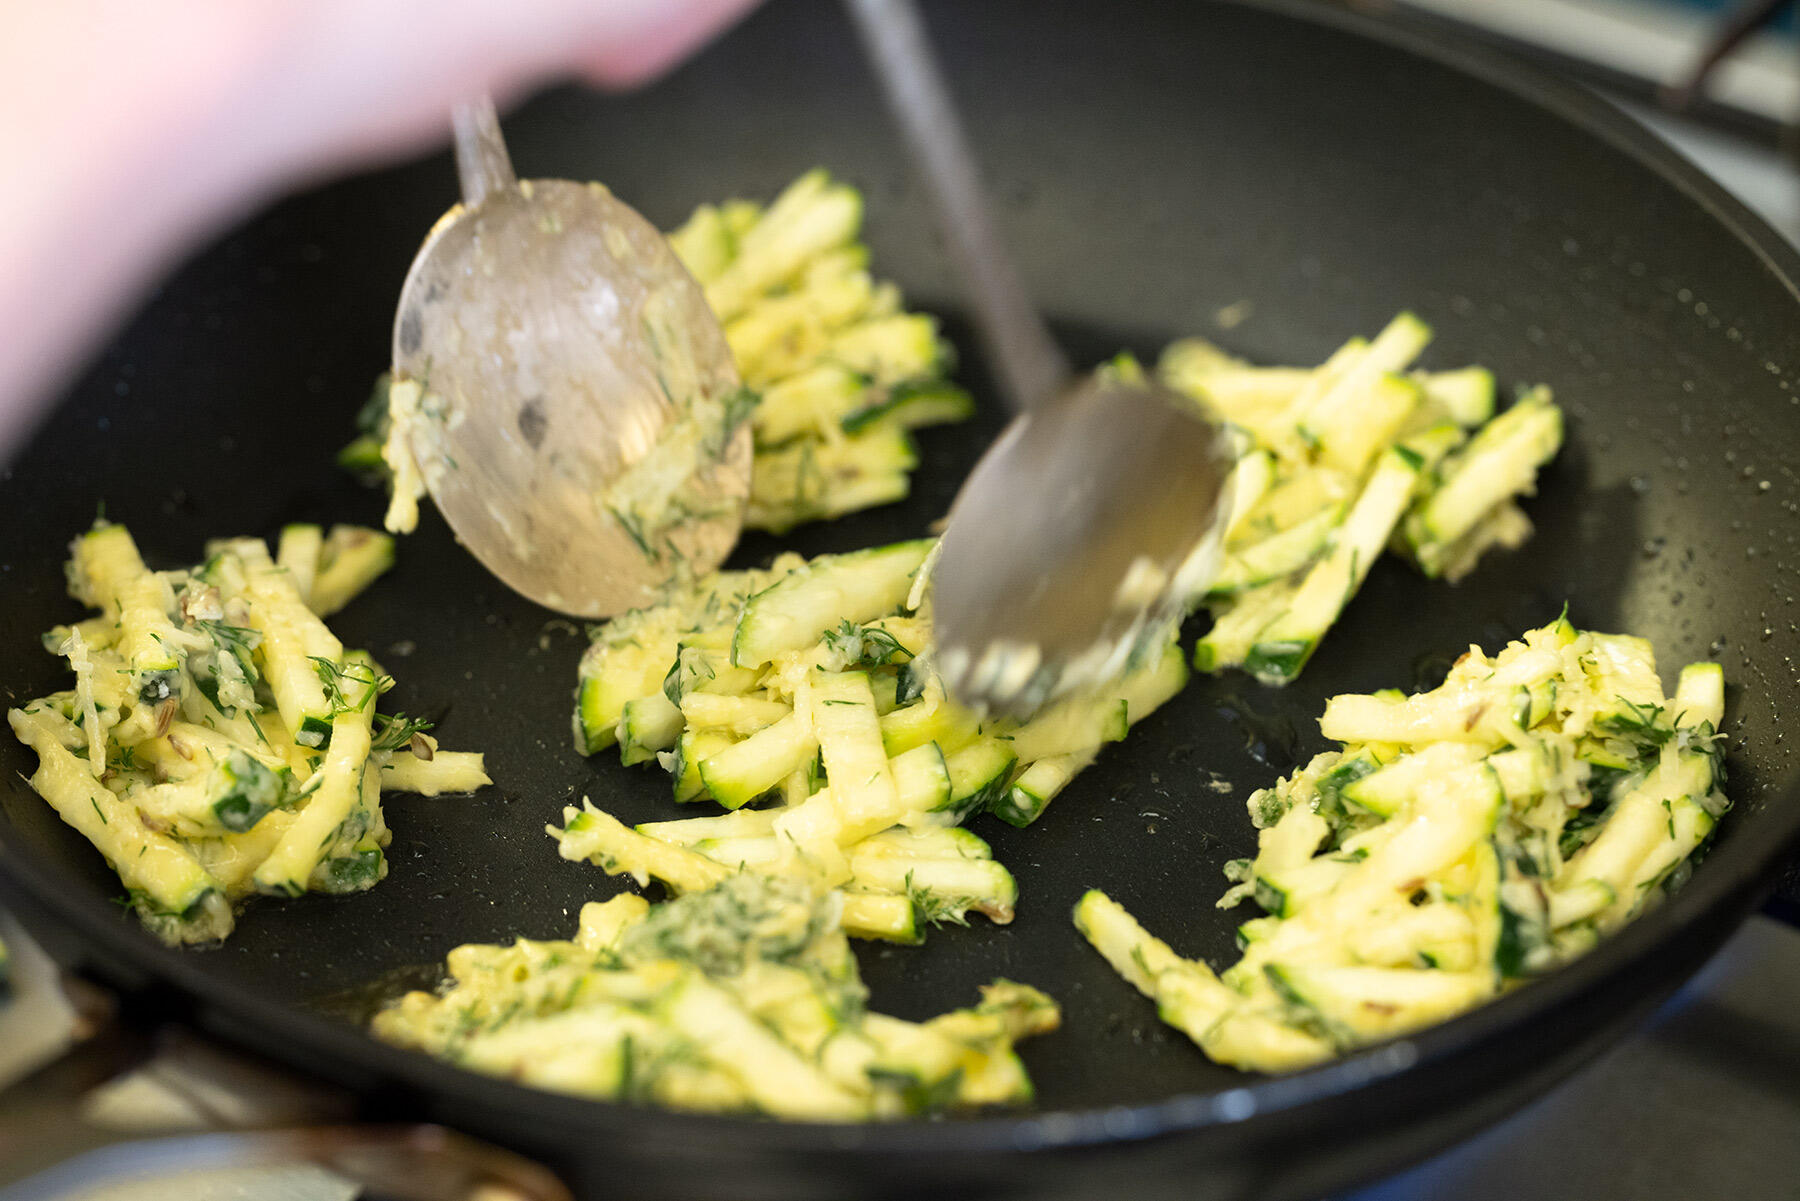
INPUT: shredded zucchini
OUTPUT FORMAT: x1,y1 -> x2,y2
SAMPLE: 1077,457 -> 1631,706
371,872 -> 1058,1118
1162,314 -> 1565,684
670,171 -> 970,532
8,522 -> 486,944
565,536 -> 1188,943
1077,617 -> 1727,1072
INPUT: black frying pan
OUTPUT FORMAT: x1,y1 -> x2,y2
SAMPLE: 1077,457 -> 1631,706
3,2 -> 1799,1198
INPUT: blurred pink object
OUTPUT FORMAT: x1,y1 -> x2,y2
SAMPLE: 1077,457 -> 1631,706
0,0 -> 761,452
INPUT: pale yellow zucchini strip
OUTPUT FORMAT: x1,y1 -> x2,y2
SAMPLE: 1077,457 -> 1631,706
232,538 -> 343,748
252,658 -> 378,895
9,708 -> 219,915
380,750 -> 491,796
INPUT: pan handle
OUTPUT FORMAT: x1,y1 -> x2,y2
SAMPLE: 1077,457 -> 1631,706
0,975 -> 570,1201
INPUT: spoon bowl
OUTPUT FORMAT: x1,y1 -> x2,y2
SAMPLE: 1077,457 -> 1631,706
929,377 -> 1235,715
391,105 -> 749,618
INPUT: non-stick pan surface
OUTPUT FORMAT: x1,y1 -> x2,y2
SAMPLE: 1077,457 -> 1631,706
4,2 -> 1800,1198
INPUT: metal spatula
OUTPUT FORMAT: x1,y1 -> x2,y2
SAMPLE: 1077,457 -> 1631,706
845,0 -> 1235,717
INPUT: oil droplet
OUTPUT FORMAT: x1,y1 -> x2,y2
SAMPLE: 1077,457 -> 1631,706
1215,692 -> 1300,772
309,963 -> 448,1026
1641,536 -> 1666,559
1411,649 -> 1459,693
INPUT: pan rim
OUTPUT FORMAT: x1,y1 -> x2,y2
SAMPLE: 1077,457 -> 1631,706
4,0 -> 1800,1169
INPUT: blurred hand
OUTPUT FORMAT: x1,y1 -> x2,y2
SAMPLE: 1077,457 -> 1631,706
0,0 -> 761,449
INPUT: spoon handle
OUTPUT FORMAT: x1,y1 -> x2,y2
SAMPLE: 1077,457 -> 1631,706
844,0 -> 1069,415
451,96 -> 518,208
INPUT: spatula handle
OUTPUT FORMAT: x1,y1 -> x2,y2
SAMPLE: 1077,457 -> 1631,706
451,96 -> 517,208
845,0 -> 1069,415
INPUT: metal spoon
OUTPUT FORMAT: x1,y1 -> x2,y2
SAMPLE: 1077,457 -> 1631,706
390,98 -> 751,618
845,0 -> 1236,716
